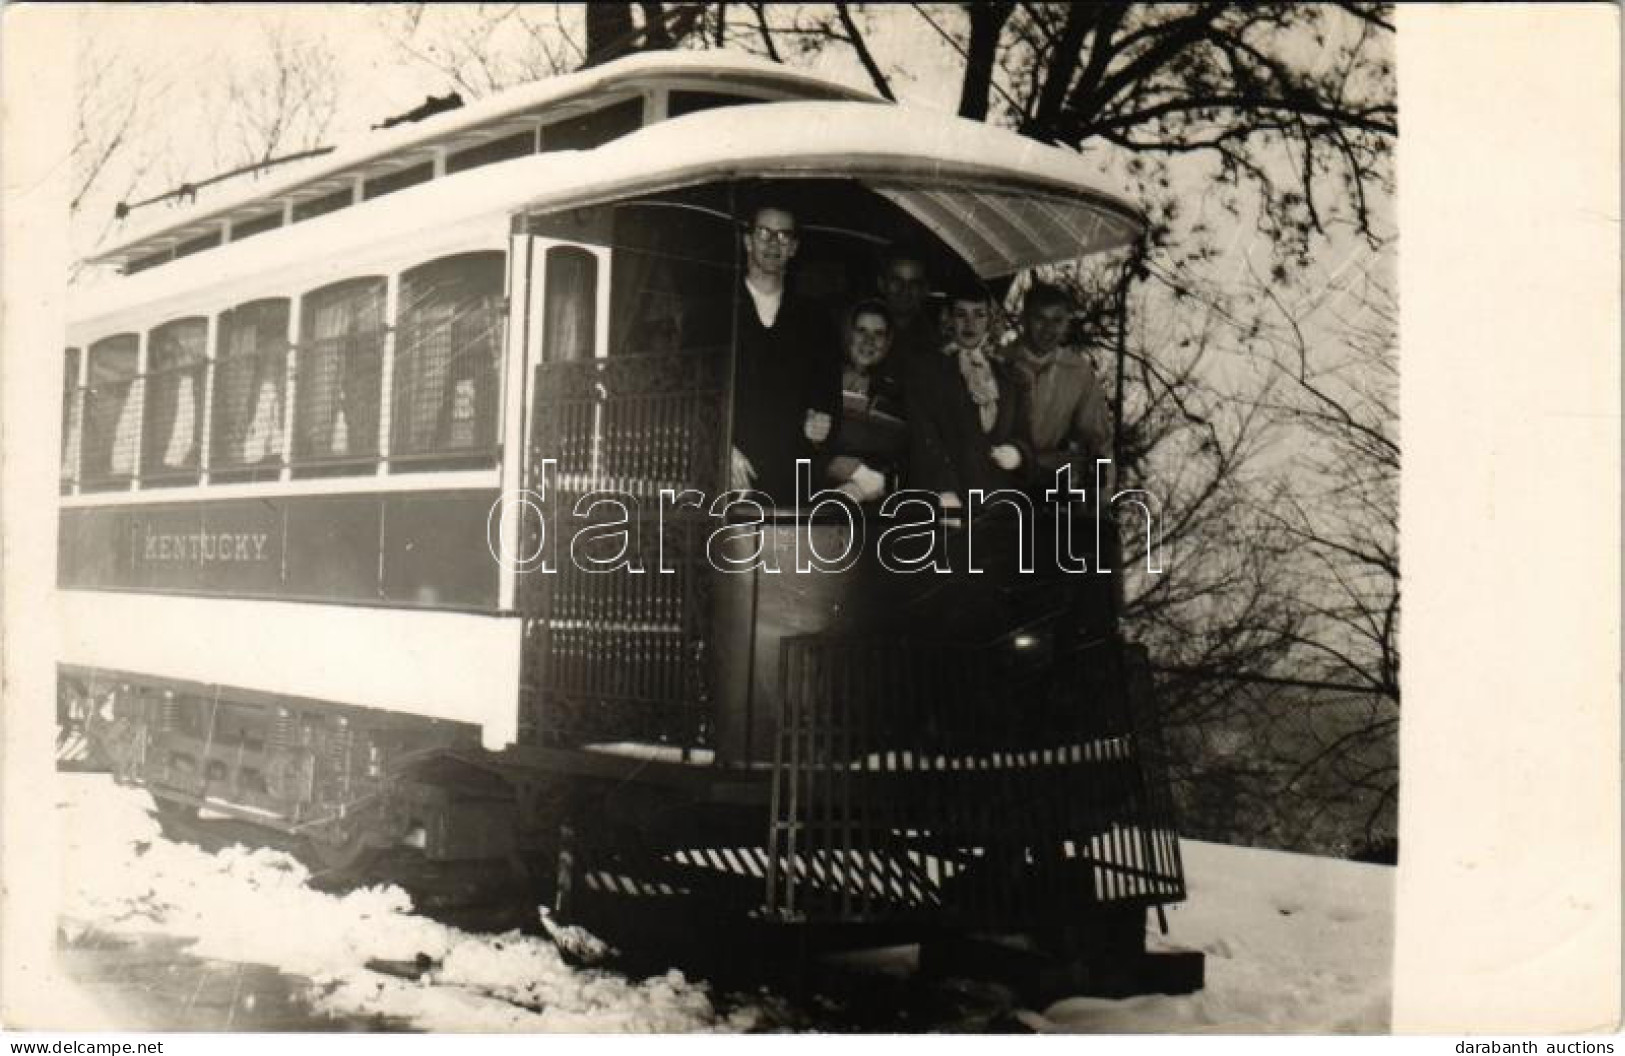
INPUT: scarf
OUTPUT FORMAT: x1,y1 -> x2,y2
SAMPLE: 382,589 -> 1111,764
953,342 -> 1000,433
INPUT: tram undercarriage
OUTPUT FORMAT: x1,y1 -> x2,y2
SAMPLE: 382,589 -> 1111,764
62,611 -> 1201,1000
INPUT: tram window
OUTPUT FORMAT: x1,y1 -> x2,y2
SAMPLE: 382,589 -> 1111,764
667,91 -> 759,119
81,334 -> 140,485
173,230 -> 223,260
541,97 -> 642,153
609,204 -> 733,357
212,299 -> 291,471
61,347 -> 81,489
543,247 -> 598,363
291,187 -> 353,224
295,277 -> 386,466
392,252 -> 505,462
230,211 -> 283,242
363,162 -> 433,201
447,131 -> 535,174
141,317 -> 207,482
126,250 -> 171,276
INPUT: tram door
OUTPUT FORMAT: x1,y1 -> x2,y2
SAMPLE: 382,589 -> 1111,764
517,231 -> 730,753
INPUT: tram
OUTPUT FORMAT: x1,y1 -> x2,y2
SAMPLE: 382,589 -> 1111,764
58,51 -> 1194,990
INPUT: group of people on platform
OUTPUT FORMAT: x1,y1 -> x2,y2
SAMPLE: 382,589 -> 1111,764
723,201 -> 1115,512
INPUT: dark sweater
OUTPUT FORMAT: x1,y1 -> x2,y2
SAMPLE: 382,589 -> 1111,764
902,345 -> 1030,496
703,284 -> 840,504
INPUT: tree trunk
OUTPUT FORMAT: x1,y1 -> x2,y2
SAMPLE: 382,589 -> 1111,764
640,2 -> 673,50
585,3 -> 637,68
956,2 -> 1015,121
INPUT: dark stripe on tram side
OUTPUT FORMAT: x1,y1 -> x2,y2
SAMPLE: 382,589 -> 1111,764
58,489 -> 502,611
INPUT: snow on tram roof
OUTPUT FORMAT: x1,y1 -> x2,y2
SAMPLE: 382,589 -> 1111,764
96,51 -> 873,266
587,99 -> 1146,270
71,100 -> 1142,328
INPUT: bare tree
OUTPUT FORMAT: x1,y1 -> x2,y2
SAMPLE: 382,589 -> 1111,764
1257,258 -> 1398,700
71,17 -> 347,273
374,5 -> 580,99
71,31 -> 160,216
375,4 -> 701,92
69,24 -> 173,271
1251,253 -> 1399,844
223,23 -> 340,166
676,3 -> 1393,262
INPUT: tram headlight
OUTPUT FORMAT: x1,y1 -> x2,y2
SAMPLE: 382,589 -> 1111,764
1005,626 -> 1055,680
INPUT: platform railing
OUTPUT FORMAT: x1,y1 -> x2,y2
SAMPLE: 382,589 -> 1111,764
764,632 -> 1187,926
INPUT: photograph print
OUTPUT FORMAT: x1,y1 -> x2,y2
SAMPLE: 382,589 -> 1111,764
11,1 -> 1403,1034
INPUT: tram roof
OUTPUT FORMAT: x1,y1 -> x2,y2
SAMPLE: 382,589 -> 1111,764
71,100 -> 1142,329
94,52 -> 874,268
593,100 -> 1146,272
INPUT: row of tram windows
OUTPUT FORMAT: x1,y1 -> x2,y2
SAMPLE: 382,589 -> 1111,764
61,251 -> 507,491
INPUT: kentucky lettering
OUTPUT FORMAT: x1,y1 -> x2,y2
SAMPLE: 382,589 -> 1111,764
142,531 -> 270,563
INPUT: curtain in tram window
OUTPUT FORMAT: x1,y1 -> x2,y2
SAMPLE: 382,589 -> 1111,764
84,335 -> 138,480
608,220 -> 694,358
609,247 -> 682,357
297,278 -> 384,462
543,246 -> 598,362
607,206 -> 736,358
435,293 -> 503,451
241,374 -> 283,464
394,252 -> 504,458
214,300 -> 288,468
143,318 -> 206,474
108,373 -> 141,477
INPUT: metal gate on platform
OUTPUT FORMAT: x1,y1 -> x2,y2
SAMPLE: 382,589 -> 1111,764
519,349 -> 728,750
763,635 -> 1187,926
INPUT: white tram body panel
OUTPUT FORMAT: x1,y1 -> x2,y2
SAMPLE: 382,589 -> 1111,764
59,593 -> 524,749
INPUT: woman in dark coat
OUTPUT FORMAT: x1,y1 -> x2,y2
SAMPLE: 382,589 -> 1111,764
902,283 -> 1031,504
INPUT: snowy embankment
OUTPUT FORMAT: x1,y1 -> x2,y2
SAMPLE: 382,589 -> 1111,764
52,773 -> 1392,1032
1039,841 -> 1393,1032
53,774 -> 758,1031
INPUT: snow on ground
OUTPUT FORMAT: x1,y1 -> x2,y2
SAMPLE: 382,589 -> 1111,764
51,773 -> 1392,1032
1038,841 -> 1394,1032
53,774 -> 760,1032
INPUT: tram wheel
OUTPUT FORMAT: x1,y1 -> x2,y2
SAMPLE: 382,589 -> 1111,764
301,817 -> 382,879
303,836 -> 379,877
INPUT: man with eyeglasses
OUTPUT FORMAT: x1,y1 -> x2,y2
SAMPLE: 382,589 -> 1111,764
719,202 -> 840,503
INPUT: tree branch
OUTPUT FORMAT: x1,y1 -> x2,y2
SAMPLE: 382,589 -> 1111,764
834,1 -> 896,101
